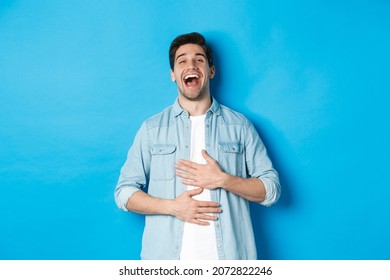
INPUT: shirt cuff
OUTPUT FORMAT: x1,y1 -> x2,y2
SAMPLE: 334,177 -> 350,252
259,177 -> 281,207
115,186 -> 141,212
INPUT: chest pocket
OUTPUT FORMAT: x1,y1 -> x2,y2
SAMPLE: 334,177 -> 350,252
150,144 -> 176,181
218,142 -> 243,176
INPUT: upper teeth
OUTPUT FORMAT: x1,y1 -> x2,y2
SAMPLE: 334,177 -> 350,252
185,74 -> 199,80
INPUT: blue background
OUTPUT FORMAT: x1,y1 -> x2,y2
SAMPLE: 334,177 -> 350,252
1,0 -> 389,260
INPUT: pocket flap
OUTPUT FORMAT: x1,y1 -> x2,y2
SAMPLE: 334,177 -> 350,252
151,144 -> 176,155
218,142 -> 243,153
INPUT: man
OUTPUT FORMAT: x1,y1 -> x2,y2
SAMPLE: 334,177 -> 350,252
115,32 -> 281,260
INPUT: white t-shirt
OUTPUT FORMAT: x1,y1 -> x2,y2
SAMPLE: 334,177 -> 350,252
179,115 -> 218,260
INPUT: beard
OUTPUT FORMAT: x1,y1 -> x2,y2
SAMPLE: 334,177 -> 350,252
177,82 -> 209,102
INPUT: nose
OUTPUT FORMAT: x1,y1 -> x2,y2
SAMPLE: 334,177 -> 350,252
188,59 -> 198,69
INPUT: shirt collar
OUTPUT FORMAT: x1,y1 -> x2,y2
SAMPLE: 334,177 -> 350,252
172,96 -> 221,117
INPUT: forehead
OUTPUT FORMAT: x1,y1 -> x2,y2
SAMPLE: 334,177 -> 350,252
175,44 -> 206,59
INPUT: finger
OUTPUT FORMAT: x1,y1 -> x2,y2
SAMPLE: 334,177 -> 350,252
187,187 -> 204,196
198,207 -> 222,214
196,213 -> 219,221
176,171 -> 195,180
181,179 -> 199,187
190,219 -> 210,226
197,200 -> 220,208
201,150 -> 215,163
175,163 -> 192,173
175,165 -> 200,179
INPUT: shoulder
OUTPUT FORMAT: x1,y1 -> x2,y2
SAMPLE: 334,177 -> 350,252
218,104 -> 251,127
142,104 -> 175,130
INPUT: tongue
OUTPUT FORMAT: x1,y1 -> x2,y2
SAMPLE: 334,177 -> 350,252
186,78 -> 198,87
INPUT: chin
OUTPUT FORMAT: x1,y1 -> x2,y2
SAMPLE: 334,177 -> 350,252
181,92 -> 204,101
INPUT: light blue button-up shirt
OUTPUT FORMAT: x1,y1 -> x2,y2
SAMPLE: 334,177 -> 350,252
115,97 -> 281,260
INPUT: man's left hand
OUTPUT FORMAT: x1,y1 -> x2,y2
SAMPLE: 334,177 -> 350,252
175,150 -> 227,190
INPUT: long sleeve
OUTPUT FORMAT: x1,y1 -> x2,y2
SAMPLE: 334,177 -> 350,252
114,122 -> 151,211
244,119 -> 281,207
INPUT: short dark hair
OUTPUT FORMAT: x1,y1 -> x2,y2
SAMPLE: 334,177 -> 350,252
169,32 -> 213,70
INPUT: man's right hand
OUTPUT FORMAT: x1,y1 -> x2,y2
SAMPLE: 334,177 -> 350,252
169,188 -> 221,226
126,188 -> 221,226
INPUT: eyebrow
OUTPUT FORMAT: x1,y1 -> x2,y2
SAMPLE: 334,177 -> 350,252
175,52 -> 206,62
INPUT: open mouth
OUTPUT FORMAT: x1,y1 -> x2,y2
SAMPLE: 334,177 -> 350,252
184,74 -> 200,87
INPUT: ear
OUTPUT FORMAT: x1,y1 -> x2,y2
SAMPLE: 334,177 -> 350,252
170,69 -> 176,82
209,66 -> 216,79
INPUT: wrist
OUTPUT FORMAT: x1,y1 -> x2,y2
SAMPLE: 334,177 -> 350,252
219,172 -> 232,189
162,198 -> 176,216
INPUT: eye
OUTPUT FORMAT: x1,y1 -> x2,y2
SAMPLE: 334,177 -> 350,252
197,58 -> 205,63
178,59 -> 186,64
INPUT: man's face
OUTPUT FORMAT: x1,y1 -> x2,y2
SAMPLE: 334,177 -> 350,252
170,44 -> 215,102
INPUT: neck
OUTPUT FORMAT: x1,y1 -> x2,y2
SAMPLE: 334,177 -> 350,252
178,93 -> 212,116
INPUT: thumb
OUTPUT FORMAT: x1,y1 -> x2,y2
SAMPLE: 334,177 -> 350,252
188,187 -> 203,196
201,149 -> 213,162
